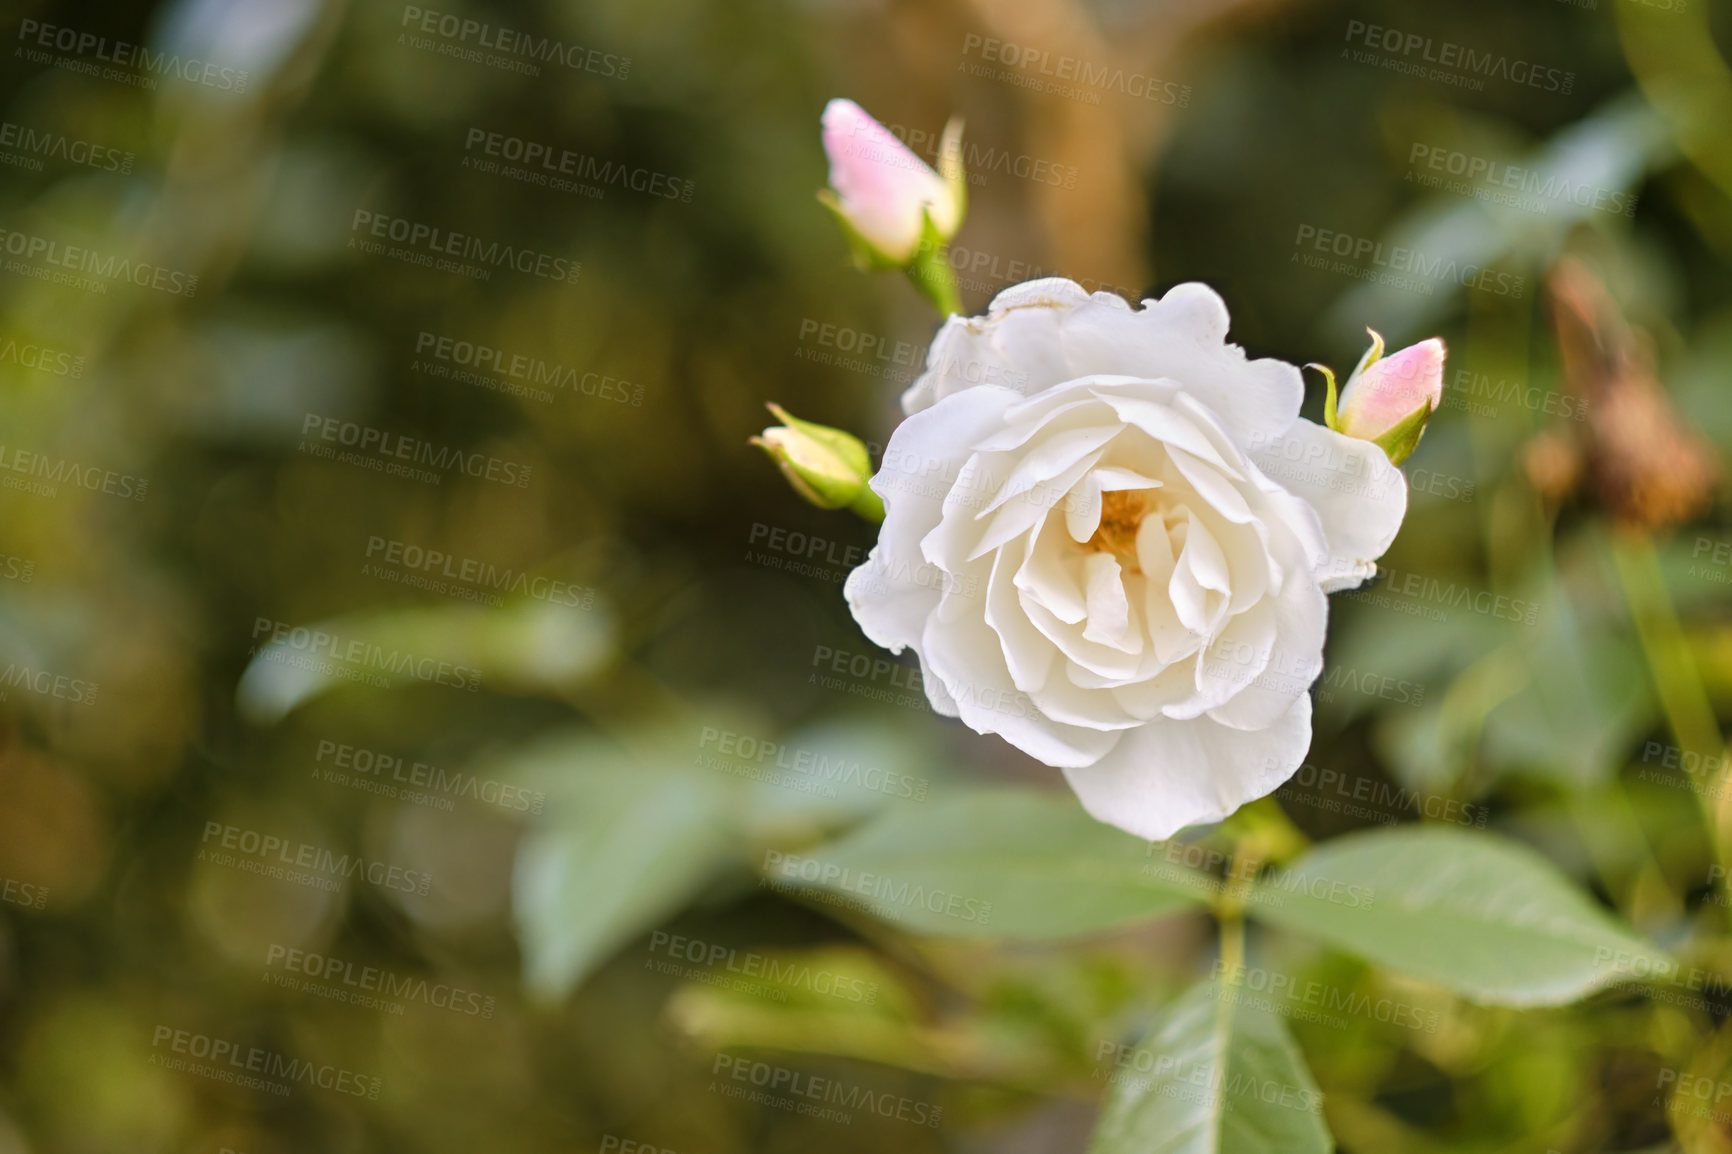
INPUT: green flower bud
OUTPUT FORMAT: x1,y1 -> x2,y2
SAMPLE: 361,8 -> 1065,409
751,404 -> 884,522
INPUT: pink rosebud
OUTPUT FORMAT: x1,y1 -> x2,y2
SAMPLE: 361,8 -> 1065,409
821,99 -> 962,265
1337,333 -> 1446,441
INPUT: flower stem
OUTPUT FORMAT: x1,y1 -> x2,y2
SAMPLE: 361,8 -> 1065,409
906,242 -> 962,318
1608,528 -> 1731,887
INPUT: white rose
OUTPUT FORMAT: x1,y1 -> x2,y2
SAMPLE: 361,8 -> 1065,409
845,278 -> 1409,840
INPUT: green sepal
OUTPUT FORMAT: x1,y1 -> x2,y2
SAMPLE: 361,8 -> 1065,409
1351,327 -> 1386,379
1369,397 -> 1434,465
1307,363 -> 1341,433
848,482 -> 885,524
905,209 -> 962,317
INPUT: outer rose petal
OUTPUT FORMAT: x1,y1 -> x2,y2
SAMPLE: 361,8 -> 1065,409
900,279 -> 1304,453
1060,694 -> 1312,841
1249,418 -> 1408,593
921,596 -> 1122,769
845,385 -> 1021,654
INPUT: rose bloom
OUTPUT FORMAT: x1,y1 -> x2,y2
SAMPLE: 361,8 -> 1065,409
845,279 -> 1409,840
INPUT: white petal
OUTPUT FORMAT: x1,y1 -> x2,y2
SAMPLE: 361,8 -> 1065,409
1164,598 -> 1278,721
1060,695 -> 1313,841
920,601 -> 1119,769
984,536 -> 1056,694
1169,511 -> 1231,636
1058,283 -> 1305,450
900,280 -> 1094,415
1249,419 -> 1408,593
1016,518 -> 1088,624
1205,580 -> 1326,730
1080,553 -> 1138,652
847,386 -> 1019,651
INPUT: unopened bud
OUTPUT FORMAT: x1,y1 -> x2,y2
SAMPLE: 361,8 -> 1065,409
1312,329 -> 1446,465
751,404 -> 883,521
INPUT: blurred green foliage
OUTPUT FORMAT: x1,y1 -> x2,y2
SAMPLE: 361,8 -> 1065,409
1,0 -> 1731,1150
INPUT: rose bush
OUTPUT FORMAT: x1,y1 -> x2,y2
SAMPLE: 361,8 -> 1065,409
845,278 -> 1412,839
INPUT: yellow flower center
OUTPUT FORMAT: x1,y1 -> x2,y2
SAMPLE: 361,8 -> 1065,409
1088,488 -> 1159,573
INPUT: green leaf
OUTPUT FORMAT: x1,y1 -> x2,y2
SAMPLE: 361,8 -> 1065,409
1088,979 -> 1332,1154
767,789 -> 1216,939
1246,825 -> 1669,1006
236,599 -> 614,723
513,765 -> 737,1002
